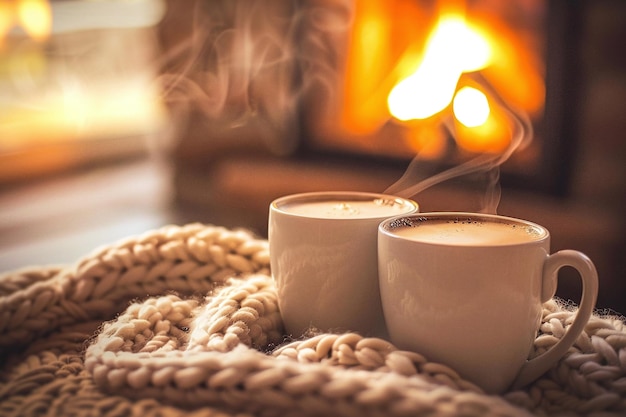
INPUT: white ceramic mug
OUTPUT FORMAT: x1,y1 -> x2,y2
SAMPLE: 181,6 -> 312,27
269,191 -> 418,337
378,212 -> 598,394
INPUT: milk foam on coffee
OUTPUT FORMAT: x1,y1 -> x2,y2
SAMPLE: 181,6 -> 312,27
280,198 -> 415,219
393,218 -> 546,246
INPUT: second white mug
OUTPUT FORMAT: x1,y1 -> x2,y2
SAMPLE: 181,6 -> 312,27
378,212 -> 598,393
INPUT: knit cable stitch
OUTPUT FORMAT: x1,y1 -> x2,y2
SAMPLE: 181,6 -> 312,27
1,223 -> 625,417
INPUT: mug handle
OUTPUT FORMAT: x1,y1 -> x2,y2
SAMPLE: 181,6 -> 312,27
510,250 -> 598,390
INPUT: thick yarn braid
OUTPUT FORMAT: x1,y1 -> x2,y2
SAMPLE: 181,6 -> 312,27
1,223 -> 625,417
0,224 -> 267,357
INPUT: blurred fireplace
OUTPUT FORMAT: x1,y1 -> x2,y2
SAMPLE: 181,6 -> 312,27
161,0 -> 582,200
297,0 -> 580,195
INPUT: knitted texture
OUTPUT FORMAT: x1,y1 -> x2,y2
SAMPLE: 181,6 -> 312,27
0,223 -> 624,417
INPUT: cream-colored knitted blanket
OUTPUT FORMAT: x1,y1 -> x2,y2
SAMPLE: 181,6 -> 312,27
1,224 -> 624,417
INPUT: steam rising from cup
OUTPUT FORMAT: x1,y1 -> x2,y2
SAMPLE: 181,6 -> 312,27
384,72 -> 534,214
157,1 -> 353,155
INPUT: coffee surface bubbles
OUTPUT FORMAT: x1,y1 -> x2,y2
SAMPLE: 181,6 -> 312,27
280,198 -> 415,219
392,218 -> 546,246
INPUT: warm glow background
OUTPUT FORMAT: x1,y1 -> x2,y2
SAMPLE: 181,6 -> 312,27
0,0 -> 167,182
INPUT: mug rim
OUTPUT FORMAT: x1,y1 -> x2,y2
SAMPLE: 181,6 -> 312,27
270,191 -> 419,220
379,212 -> 549,247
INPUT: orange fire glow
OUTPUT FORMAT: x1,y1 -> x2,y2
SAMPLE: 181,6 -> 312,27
453,86 -> 490,128
0,0 -> 52,44
387,13 -> 491,121
339,1 -> 544,156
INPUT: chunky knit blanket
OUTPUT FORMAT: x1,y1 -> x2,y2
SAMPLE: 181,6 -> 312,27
1,223 -> 625,417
